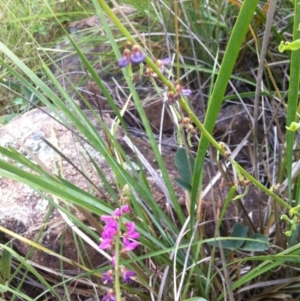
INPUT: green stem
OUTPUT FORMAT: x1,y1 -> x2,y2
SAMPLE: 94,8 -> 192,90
285,1 -> 300,204
114,219 -> 121,301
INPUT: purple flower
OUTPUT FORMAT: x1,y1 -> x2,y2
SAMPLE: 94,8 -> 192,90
102,270 -> 114,284
181,89 -> 192,96
118,55 -> 130,67
99,238 -> 114,250
119,45 -> 145,67
102,289 -> 116,301
101,222 -> 118,238
99,220 -> 119,250
122,237 -> 139,252
107,218 -> 118,229
130,45 -> 146,64
156,57 -> 171,73
101,215 -> 113,222
176,84 -> 192,96
113,204 -> 130,217
124,222 -> 140,240
120,266 -> 137,283
102,227 -> 117,240
118,48 -> 131,67
113,208 -> 122,217
101,215 -> 116,224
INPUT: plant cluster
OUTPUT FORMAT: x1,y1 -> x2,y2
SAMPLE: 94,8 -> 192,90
98,187 -> 139,301
1,1 -> 300,301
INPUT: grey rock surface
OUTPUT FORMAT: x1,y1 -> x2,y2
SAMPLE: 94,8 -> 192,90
0,108 -> 112,269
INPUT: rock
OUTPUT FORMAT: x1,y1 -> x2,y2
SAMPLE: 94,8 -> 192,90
0,107 -> 183,269
0,108 -> 117,270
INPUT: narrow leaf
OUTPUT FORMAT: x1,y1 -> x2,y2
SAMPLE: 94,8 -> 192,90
0,242 -> 12,284
174,148 -> 195,191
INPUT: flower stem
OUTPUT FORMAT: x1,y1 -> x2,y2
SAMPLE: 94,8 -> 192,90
114,219 -> 122,301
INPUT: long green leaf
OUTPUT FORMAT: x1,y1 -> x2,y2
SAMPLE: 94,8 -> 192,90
0,242 -> 12,284
190,0 -> 260,226
285,2 -> 300,204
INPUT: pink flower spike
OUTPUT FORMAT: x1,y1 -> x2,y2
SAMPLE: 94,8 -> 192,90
121,204 -> 130,214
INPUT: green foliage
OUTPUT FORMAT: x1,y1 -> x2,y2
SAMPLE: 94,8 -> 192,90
208,223 -> 268,252
174,148 -> 195,192
284,0 -> 300,206
0,242 -> 12,292
242,234 -> 269,252
0,0 -> 93,112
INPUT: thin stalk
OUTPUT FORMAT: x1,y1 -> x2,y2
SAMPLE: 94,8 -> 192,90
114,219 -> 121,301
285,1 -> 300,204
174,0 -> 180,81
253,0 -> 277,179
